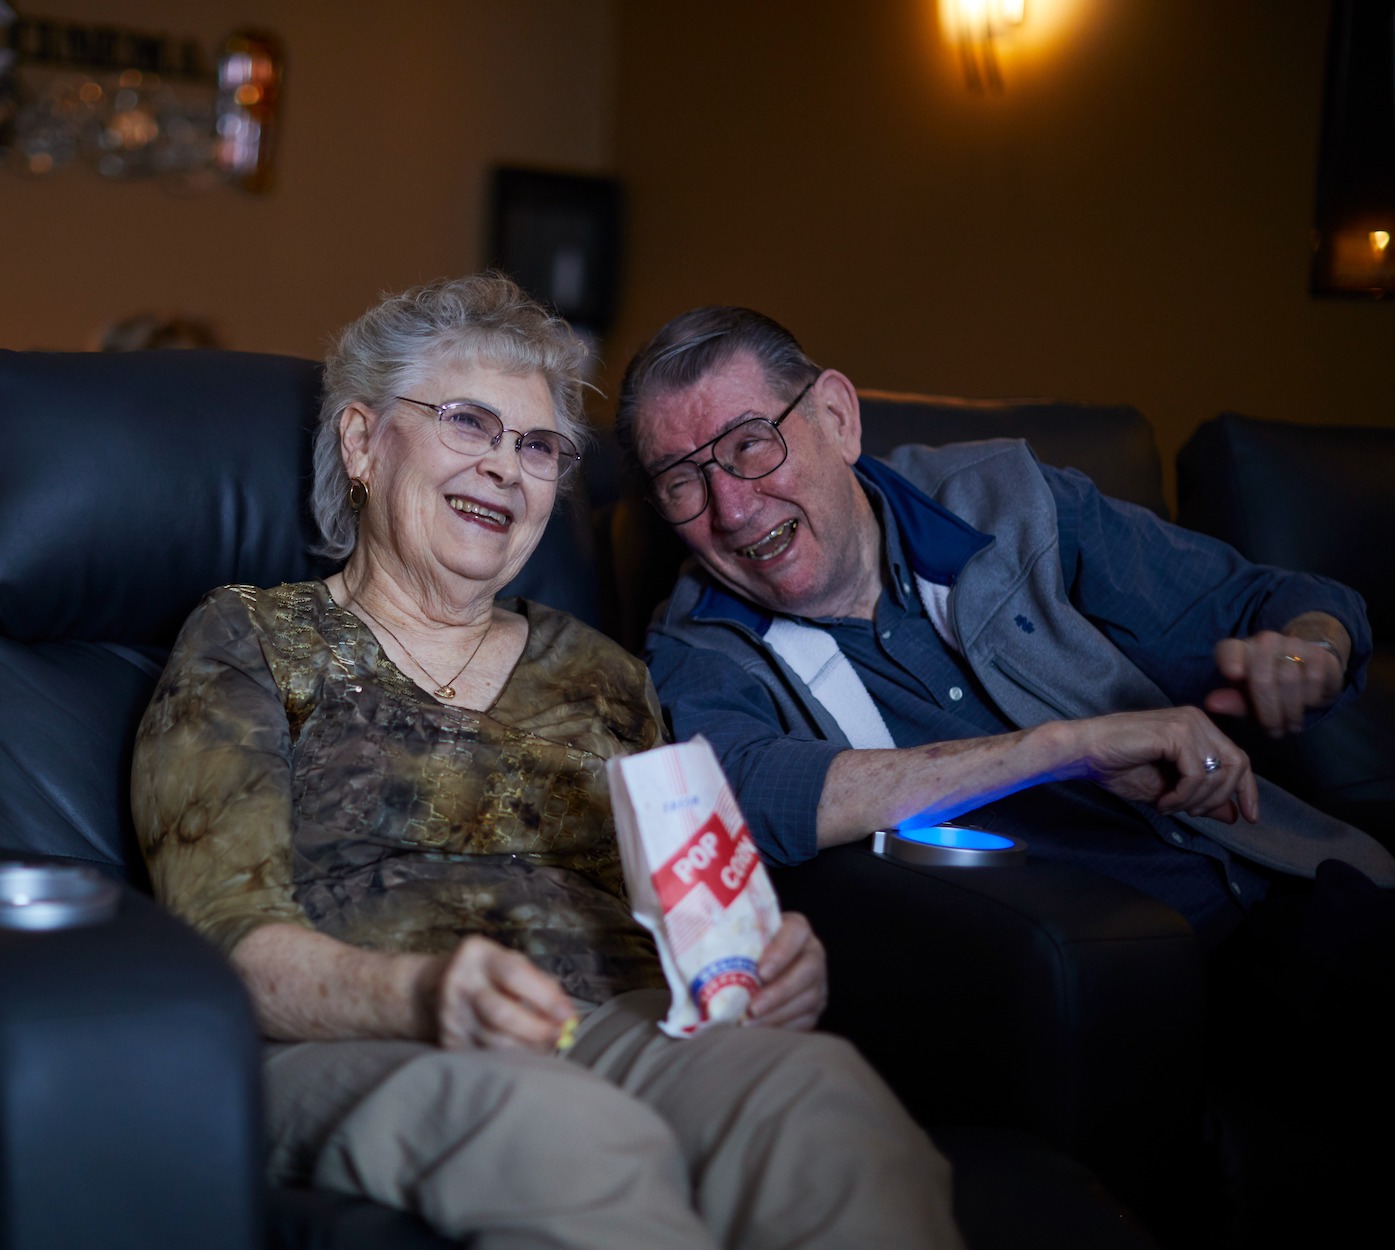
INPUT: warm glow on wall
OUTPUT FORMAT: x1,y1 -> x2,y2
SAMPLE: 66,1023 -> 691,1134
936,0 -> 1089,88
944,0 -> 1026,35
939,0 -> 1087,42
1321,227 -> 1395,295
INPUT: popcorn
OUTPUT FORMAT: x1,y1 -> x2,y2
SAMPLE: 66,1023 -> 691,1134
608,737 -> 782,1037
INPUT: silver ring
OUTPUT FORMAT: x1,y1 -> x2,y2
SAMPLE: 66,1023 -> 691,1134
1203,756 -> 1221,773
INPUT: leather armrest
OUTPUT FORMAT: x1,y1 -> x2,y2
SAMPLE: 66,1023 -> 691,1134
768,844 -> 1204,1225
0,886 -> 263,1250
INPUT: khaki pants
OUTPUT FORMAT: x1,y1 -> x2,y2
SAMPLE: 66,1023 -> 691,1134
264,989 -> 964,1250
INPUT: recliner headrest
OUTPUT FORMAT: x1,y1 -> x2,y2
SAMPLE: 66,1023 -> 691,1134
0,349 -> 328,646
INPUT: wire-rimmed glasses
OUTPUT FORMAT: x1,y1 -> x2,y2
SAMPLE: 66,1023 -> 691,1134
645,381 -> 813,525
396,396 -> 581,482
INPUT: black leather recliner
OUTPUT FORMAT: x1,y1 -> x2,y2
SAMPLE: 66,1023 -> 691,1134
0,350 -> 450,1249
1,348 -> 1198,1249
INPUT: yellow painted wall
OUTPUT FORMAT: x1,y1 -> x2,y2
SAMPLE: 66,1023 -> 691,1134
1,0 -> 616,356
605,0 -> 1393,499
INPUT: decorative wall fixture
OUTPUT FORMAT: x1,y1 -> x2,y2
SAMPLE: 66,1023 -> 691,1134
0,6 -> 282,192
1311,0 -> 1395,298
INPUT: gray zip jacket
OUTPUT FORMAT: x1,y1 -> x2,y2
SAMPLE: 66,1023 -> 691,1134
651,439 -> 1395,886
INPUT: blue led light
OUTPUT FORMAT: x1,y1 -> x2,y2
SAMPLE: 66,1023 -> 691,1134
896,825 -> 1015,851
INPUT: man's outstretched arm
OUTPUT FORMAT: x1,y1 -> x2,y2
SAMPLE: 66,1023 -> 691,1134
816,705 -> 1259,848
648,624 -> 1260,860
1048,466 -> 1370,723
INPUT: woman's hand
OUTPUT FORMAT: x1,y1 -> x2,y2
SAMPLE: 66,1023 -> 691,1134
433,934 -> 576,1053
746,912 -> 828,1032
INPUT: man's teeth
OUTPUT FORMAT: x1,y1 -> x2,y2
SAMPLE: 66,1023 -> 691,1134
449,498 -> 509,525
738,519 -> 797,560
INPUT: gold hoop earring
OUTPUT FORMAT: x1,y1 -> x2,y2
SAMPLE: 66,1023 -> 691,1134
348,477 -> 370,512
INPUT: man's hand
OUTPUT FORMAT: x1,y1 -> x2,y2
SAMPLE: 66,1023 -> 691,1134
1062,707 -> 1260,824
746,912 -> 828,1032
434,935 -> 575,1053
1206,614 -> 1350,738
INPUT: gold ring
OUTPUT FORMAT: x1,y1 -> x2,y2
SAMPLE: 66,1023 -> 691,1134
1281,653 -> 1304,664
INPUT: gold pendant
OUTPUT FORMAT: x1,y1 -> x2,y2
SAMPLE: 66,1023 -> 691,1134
435,685 -> 456,699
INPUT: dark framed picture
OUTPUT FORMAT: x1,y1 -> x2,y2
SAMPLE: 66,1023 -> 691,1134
487,166 -> 624,333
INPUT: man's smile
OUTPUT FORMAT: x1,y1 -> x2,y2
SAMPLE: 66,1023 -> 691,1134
736,519 -> 798,560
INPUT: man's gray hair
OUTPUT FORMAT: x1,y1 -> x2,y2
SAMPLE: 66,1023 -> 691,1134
311,272 -> 591,561
615,306 -> 821,469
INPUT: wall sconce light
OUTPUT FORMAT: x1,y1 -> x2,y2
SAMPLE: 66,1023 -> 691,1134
0,7 -> 283,192
945,0 -> 1027,92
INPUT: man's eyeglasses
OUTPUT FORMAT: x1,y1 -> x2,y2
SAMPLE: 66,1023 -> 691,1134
396,397 -> 581,482
645,381 -> 813,525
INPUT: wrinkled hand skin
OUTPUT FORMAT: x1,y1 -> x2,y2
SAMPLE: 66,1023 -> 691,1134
434,935 -> 576,1053
1207,617 -> 1349,739
1066,706 -> 1260,826
745,913 -> 828,1032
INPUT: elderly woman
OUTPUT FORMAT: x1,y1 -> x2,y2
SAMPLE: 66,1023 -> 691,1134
131,274 -> 962,1250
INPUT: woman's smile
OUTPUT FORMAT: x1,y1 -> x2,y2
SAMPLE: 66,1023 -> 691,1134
447,494 -> 513,531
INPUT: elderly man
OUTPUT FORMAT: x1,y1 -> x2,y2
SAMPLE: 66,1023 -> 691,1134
617,306 -> 1393,942
616,304 -> 1395,1244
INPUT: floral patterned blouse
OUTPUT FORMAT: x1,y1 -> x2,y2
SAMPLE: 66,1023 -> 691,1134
132,581 -> 664,1005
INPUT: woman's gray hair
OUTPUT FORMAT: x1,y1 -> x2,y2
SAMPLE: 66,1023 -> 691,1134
311,272 -> 592,561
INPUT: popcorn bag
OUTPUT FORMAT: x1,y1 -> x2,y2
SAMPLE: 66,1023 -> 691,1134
607,736 -> 782,1037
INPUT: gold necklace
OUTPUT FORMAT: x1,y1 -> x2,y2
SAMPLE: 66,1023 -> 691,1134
353,602 -> 493,701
